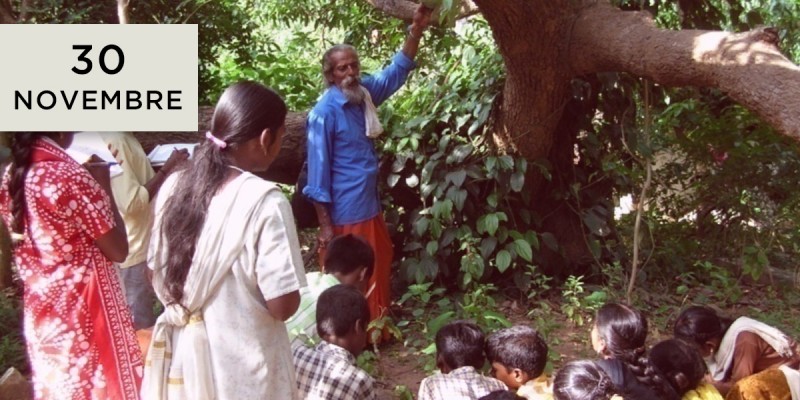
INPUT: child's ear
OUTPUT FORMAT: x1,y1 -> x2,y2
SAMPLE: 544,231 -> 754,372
358,266 -> 369,282
702,340 -> 717,356
512,368 -> 527,384
436,353 -> 449,373
674,372 -> 690,390
354,318 -> 366,334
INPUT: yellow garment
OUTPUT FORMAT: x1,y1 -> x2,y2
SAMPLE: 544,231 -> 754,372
683,383 -> 724,400
101,132 -> 155,268
725,369 -> 791,400
518,375 -> 554,400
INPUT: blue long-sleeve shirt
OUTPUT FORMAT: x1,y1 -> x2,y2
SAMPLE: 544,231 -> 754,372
304,51 -> 416,225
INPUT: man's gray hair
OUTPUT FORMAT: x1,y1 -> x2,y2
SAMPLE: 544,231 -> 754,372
322,44 -> 358,87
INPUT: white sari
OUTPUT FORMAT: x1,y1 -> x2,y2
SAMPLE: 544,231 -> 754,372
142,171 -> 305,399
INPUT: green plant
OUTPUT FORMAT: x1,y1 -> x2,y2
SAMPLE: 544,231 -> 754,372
393,384 -> 414,400
560,276 -> 607,326
0,289 -> 27,374
356,350 -> 381,377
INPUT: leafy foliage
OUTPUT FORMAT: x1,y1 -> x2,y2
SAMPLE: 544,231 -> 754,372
0,290 -> 27,375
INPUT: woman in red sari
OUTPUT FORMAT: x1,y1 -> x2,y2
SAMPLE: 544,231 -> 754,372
0,132 -> 143,399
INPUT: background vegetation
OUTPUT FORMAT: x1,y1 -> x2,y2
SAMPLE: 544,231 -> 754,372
2,0 -> 799,387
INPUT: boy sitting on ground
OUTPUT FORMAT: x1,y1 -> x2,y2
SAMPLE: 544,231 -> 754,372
285,233 -> 373,346
486,325 -> 553,400
292,284 -> 375,400
418,320 -> 507,400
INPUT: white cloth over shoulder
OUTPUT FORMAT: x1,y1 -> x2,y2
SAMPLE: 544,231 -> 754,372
142,171 -> 305,400
779,365 -> 800,400
362,87 -> 384,138
710,316 -> 794,381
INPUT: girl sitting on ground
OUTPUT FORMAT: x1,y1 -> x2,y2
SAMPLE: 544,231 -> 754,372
673,305 -> 800,397
591,302 -> 678,400
553,360 -> 622,400
647,339 -> 723,400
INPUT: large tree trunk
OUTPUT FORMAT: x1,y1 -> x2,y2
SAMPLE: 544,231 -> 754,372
365,0 -> 800,270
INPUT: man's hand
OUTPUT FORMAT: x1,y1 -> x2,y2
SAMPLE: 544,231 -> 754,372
411,4 -> 433,35
162,148 -> 190,174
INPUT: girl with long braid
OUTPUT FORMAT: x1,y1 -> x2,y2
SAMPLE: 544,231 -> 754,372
590,302 -> 678,400
142,82 -> 305,399
0,132 -> 142,399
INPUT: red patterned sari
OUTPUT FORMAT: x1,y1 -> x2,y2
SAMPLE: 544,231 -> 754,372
0,138 -> 142,399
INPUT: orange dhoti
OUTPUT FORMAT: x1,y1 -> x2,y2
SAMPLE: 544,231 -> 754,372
320,214 -> 393,323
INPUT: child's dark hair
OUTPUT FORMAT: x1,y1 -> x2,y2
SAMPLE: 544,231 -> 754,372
553,360 -> 616,400
673,306 -> 732,348
324,234 -> 374,278
317,284 -> 370,337
648,339 -> 707,397
478,390 -> 526,400
486,325 -> 548,378
436,320 -> 486,370
595,303 -> 677,399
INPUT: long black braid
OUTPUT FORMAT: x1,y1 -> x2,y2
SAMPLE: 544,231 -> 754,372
8,133 -> 46,235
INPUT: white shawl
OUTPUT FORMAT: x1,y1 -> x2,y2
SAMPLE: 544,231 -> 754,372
141,173 -> 276,400
710,316 -> 795,381
362,87 -> 383,138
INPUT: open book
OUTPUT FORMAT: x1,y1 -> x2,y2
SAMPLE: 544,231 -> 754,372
66,132 -> 123,178
147,143 -> 198,166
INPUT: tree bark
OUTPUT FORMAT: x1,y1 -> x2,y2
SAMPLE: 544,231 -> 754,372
0,0 -> 15,23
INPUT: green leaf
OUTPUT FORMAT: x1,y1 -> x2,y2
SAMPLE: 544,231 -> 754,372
485,156 -> 497,172
496,250 -> 512,273
447,144 -> 473,164
446,186 -> 468,211
487,192 -> 498,208
446,170 -> 467,188
478,213 -> 500,236
426,240 -> 439,256
431,199 -> 454,221
510,171 -> 525,192
498,155 -> 514,170
427,311 -> 456,336
480,237 -> 497,258
541,232 -> 559,251
414,217 -> 430,237
387,173 -> 401,188
514,239 -> 533,262
484,311 -> 512,327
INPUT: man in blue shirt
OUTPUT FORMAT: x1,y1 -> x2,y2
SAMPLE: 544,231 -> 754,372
304,4 -> 432,335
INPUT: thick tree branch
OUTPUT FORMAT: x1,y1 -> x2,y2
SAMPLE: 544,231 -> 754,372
134,109 -> 308,185
364,0 -> 480,22
569,1 -> 800,141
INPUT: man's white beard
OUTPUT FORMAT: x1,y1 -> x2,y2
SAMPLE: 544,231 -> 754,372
341,77 -> 365,104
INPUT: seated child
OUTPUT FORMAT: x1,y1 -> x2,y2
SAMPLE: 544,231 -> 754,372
418,320 -> 507,400
673,305 -> 800,396
553,360 -> 622,400
486,325 -> 552,399
285,233 -> 373,345
648,339 -> 723,400
292,284 -> 375,399
590,302 -> 680,399
479,390 -> 526,400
